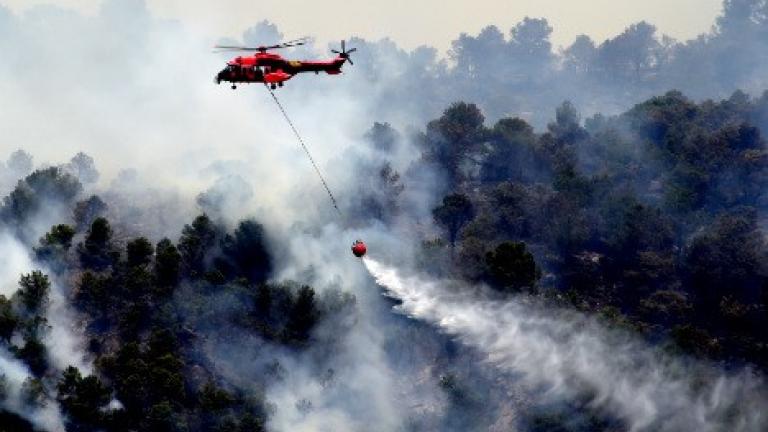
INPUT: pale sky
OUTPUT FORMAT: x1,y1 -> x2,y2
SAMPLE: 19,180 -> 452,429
1,0 -> 724,52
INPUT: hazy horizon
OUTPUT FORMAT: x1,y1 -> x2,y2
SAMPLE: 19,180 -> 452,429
0,0 -> 724,52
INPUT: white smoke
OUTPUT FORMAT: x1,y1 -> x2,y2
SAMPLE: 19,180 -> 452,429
0,230 -> 87,430
44,281 -> 92,374
0,349 -> 66,432
0,4 -> 431,430
4,2 -> 768,431
363,257 -> 768,431
1,227 -> 93,375
0,231 -> 35,298
194,223 -> 410,432
264,324 -> 401,432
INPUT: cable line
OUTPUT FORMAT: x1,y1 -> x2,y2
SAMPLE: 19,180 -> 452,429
264,84 -> 342,216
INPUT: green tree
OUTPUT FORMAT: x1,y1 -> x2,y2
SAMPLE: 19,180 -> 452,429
285,286 -> 318,343
547,101 -> 588,146
449,25 -> 507,81
600,196 -> 674,257
178,214 -> 222,276
488,182 -> 535,238
74,271 -> 111,315
422,102 -> 487,188
365,122 -> 400,152
509,17 -> 555,76
73,195 -> 107,231
16,271 -> 50,313
42,224 -> 75,249
596,21 -> 663,83
0,295 -> 18,342
686,209 -> 767,312
480,117 -> 540,183
1,167 -> 81,228
222,219 -> 271,283
352,162 -> 405,225
563,35 -> 597,76
17,334 -> 47,376
101,342 -> 147,413
155,238 -> 181,288
670,324 -> 721,357
126,237 -> 154,268
543,194 -> 590,256
638,290 -> 692,325
78,217 -> 119,270
552,165 -> 592,204
146,329 -> 185,403
146,400 -> 181,431
19,166 -> 81,200
67,152 -> 99,184
485,242 -> 541,293
433,193 -> 475,248
35,224 -> 75,263
57,366 -> 111,431
199,381 -> 235,412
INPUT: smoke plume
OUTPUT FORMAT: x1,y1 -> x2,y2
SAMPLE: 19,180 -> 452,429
364,257 -> 768,431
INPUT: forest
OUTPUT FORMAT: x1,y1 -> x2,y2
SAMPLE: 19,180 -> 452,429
1,88 -> 768,431
0,169 -> 355,430
412,90 -> 768,368
2,0 -> 768,430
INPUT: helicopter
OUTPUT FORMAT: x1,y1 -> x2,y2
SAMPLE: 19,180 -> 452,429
214,37 -> 356,89
215,38 -> 366,258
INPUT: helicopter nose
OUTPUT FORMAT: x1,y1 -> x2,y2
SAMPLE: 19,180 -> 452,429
215,68 -> 229,84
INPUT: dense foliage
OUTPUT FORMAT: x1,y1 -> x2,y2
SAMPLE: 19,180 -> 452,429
410,91 -> 768,371
0,165 -> 356,431
2,1 -> 768,430
2,88 -> 768,431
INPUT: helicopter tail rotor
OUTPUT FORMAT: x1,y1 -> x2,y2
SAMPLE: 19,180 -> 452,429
331,40 -> 357,65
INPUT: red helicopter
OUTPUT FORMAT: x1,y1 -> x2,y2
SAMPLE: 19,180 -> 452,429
214,37 -> 356,89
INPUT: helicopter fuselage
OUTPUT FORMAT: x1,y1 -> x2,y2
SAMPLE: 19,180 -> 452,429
215,52 -> 346,89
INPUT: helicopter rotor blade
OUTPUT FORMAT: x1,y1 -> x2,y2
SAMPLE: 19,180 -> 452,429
281,36 -> 310,45
271,37 -> 310,49
214,45 -> 258,50
275,41 -> 306,49
213,37 -> 308,52
213,45 -> 273,52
